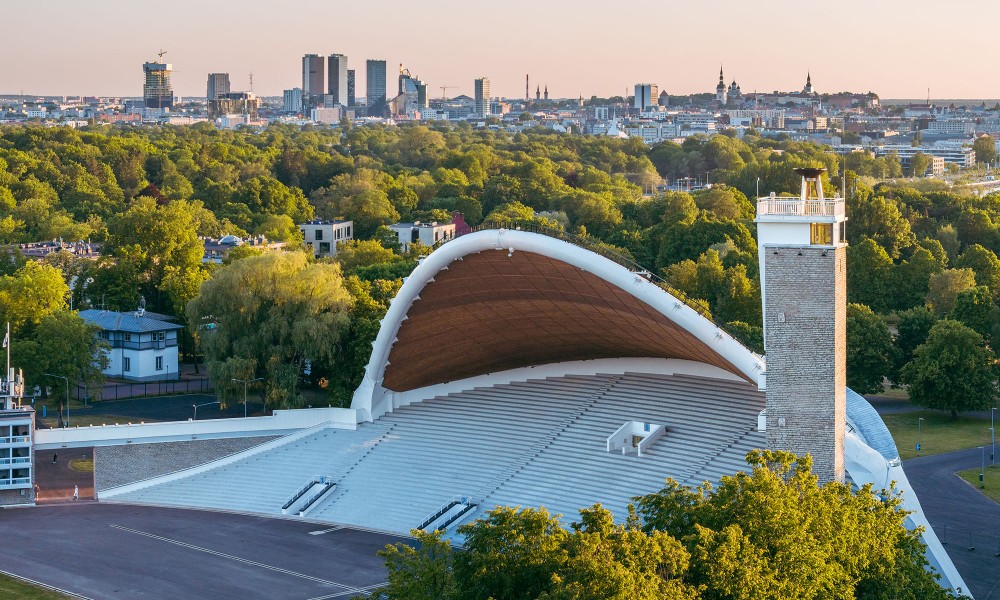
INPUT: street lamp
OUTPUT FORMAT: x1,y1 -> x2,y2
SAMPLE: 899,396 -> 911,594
756,177 -> 760,198
981,446 -> 986,489
917,417 -> 924,455
992,408 -> 997,466
192,400 -> 220,421
231,377 -> 264,418
44,374 -> 69,428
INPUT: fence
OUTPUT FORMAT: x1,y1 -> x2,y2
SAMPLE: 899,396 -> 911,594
73,378 -> 215,402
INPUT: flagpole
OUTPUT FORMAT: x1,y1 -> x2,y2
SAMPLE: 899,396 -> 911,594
4,322 -> 9,393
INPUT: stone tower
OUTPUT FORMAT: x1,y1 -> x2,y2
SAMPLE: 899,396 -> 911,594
755,168 -> 847,482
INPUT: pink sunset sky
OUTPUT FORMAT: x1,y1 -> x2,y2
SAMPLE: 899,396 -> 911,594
3,0 -> 997,99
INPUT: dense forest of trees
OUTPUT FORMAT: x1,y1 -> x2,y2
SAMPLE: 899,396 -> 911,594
0,122 -> 996,411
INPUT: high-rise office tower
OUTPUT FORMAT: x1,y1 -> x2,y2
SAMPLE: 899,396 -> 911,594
207,73 -> 230,101
474,77 -> 490,118
366,59 -> 387,108
634,83 -> 658,111
143,58 -> 174,109
283,88 -> 303,113
347,69 -> 356,107
302,54 -> 325,108
327,54 -> 349,106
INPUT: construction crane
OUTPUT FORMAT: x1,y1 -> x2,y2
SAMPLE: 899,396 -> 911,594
439,85 -> 456,100
157,49 -> 167,62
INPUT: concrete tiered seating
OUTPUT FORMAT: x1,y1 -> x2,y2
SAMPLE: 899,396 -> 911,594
114,423 -> 394,513
110,372 -> 767,538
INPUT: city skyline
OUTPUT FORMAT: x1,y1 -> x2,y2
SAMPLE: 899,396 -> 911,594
2,0 -> 998,99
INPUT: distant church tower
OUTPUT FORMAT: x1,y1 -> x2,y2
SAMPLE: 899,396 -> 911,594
756,168 -> 847,483
536,85 -> 541,101
544,85 -> 549,100
803,71 -> 814,94
715,66 -> 727,104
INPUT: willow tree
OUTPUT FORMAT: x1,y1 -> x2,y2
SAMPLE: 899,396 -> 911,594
187,251 -> 353,409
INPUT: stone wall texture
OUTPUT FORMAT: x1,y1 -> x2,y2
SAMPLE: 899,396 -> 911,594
94,436 -> 278,492
764,245 -> 846,482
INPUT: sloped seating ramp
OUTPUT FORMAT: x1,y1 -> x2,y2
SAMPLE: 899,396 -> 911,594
103,364 -> 767,538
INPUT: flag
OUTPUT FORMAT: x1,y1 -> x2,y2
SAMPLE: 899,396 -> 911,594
2,331 -> 7,349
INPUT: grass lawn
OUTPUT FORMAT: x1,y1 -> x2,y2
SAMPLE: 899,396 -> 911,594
957,465 -> 1000,504
69,458 -> 94,473
881,410 -> 995,460
0,573 -> 69,599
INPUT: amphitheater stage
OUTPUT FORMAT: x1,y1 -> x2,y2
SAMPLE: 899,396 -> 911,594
0,503 -> 400,599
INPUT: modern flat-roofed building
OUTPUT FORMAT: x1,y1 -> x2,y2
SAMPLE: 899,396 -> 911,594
634,83 -> 658,111
143,61 -> 173,109
207,73 -> 230,101
366,60 -> 387,113
299,219 -> 353,258
303,54 -> 325,109
327,54 -> 349,107
283,88 -> 303,114
389,221 -> 456,251
474,77 -> 490,118
0,378 -> 34,507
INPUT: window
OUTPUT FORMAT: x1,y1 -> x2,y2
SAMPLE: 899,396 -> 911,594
810,223 -> 833,245
346,225 -> 352,238
319,242 -> 331,254
123,333 -> 132,342
314,229 -> 324,241
155,331 -> 165,342
123,357 -> 131,372
155,356 -> 163,371
98,331 -> 109,340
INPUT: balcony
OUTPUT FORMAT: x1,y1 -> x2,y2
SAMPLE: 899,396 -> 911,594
0,477 -> 32,489
0,436 -> 30,445
110,339 -> 177,350
756,197 -> 845,218
0,457 -> 31,466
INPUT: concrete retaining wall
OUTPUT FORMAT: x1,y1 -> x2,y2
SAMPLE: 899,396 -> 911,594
36,407 -> 361,450
94,436 -> 278,492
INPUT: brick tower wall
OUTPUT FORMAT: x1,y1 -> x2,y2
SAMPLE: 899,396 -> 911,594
763,245 -> 846,482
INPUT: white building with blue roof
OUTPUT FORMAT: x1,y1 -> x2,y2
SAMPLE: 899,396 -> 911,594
79,308 -> 184,381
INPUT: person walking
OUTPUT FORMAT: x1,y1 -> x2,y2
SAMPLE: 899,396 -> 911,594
52,453 -> 57,464
73,485 -> 78,502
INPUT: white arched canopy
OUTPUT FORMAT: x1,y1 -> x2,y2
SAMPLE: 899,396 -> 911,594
351,229 -> 766,421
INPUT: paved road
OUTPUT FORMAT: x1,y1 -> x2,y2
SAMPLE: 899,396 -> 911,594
904,448 -> 1000,599
35,448 -> 95,503
0,504 -> 404,599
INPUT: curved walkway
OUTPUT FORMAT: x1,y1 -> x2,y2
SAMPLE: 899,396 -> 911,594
904,448 -> 1000,599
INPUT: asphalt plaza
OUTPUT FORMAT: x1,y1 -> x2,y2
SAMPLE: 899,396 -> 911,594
0,503 -> 403,599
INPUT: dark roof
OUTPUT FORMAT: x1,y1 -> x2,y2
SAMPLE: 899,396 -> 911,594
78,309 -> 185,333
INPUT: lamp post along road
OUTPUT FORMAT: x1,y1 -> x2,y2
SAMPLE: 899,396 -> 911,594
917,417 -> 924,454
232,378 -> 264,418
44,374 -> 69,428
192,401 -> 220,421
992,408 -> 996,466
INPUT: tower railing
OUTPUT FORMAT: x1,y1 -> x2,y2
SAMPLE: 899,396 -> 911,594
756,197 -> 845,218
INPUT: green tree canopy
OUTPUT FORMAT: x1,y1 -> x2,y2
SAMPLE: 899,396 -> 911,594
901,319 -> 997,416
846,304 -> 896,394
187,251 -> 353,409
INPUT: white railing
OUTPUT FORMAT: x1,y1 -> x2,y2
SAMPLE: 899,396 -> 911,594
0,477 -> 31,488
0,457 -> 31,465
756,198 -> 845,217
0,436 -> 30,445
